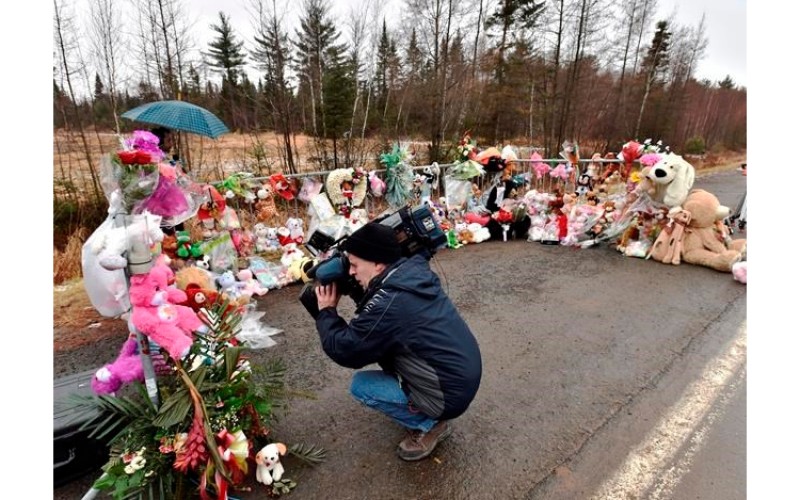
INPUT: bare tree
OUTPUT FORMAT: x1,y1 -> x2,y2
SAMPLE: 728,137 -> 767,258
88,0 -> 124,133
54,0 -> 102,202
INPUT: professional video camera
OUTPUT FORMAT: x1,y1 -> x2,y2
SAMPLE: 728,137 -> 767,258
299,204 -> 447,318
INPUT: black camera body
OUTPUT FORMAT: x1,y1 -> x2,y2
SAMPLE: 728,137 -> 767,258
299,204 -> 447,318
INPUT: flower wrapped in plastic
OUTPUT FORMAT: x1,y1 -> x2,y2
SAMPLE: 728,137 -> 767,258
380,144 -> 414,208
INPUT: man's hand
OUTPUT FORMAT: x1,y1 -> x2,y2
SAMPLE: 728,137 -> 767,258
315,283 -> 341,310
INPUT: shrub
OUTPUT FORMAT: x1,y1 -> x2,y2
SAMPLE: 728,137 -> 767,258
684,136 -> 706,155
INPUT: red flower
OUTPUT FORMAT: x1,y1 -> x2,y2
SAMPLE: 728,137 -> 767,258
117,151 -> 138,164
135,150 -> 155,164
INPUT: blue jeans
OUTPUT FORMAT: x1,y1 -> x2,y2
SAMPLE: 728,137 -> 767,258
350,370 -> 438,433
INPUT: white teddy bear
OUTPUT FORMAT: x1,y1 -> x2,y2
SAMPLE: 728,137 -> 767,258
286,217 -> 305,244
254,223 -> 270,253
91,211 -> 164,271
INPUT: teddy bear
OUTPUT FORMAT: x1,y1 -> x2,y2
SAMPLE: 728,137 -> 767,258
129,263 -> 206,360
253,223 -> 271,253
286,217 -> 305,245
237,269 -> 269,297
645,153 -> 696,209
91,337 -> 144,395
679,189 -> 747,272
216,270 -> 249,302
91,211 -> 164,271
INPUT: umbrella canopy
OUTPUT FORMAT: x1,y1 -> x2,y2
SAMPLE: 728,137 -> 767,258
121,100 -> 230,139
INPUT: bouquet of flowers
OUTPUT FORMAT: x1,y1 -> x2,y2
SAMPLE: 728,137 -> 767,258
67,301 -> 325,499
101,131 -> 165,213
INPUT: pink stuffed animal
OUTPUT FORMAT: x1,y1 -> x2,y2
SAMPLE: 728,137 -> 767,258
236,269 -> 269,297
91,338 -> 144,395
129,264 -> 206,360
732,261 -> 747,284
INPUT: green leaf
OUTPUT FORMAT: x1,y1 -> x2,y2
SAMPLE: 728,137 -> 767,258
152,388 -> 192,428
289,442 -> 327,465
92,472 -> 116,490
224,346 -> 244,379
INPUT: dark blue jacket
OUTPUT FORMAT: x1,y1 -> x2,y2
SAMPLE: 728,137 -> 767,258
315,254 -> 482,420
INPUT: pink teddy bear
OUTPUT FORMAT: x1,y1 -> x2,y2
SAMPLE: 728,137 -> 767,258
129,263 -> 207,360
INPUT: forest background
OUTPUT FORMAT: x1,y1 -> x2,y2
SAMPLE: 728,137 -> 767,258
52,0 -> 747,285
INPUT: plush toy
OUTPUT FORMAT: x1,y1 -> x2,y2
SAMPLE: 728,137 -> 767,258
129,264 -> 206,360
467,222 -> 491,243
277,226 -> 293,247
91,337 -> 144,395
180,283 -> 221,313
680,189 -> 747,272
648,209 -> 691,265
646,153 -> 696,209
255,443 -> 287,486
216,270 -> 248,301
237,269 -> 269,297
254,223 -> 271,253
286,217 -> 305,245
732,261 -> 747,284
175,265 -> 215,291
91,211 -> 164,271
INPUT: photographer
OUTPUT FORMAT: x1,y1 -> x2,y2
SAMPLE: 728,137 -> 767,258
314,222 -> 482,461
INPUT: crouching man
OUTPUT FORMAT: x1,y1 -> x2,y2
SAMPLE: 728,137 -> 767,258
314,222 -> 482,461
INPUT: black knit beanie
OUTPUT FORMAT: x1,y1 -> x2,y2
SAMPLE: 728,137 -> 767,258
342,222 -> 402,264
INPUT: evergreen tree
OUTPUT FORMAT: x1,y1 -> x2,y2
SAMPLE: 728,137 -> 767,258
94,73 -> 105,101
718,75 -> 735,90
375,20 -> 391,106
641,20 -> 672,85
252,1 -> 298,172
322,58 -> 356,166
485,0 -> 545,81
635,20 -> 672,137
206,11 -> 247,86
294,0 -> 348,139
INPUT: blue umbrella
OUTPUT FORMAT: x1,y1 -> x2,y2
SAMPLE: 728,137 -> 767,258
121,100 -> 230,139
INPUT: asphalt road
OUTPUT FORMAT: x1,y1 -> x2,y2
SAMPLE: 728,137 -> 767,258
54,168 -> 748,499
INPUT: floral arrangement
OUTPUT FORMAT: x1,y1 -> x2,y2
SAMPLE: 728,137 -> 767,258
102,130 -> 169,212
457,132 -> 477,162
68,300 -> 325,499
325,167 -> 367,217
380,144 -> 415,208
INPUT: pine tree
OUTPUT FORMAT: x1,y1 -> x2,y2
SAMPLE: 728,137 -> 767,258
718,75 -> 735,90
294,0 -> 348,139
252,0 -> 297,172
206,11 -> 246,86
635,20 -> 672,137
322,58 -> 356,166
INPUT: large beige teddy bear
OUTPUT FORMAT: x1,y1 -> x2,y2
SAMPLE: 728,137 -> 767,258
680,189 -> 746,272
645,153 -> 696,209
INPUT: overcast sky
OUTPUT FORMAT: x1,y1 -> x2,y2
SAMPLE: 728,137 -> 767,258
192,0 -> 746,88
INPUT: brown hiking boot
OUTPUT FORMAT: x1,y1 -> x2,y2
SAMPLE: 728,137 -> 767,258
396,421 -> 453,461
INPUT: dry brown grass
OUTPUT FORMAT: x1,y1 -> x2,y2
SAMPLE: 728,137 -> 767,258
54,226 -> 88,284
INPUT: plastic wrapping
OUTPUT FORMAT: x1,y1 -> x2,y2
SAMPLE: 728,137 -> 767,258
444,176 -> 473,210
81,217 -> 132,317
235,308 -> 283,349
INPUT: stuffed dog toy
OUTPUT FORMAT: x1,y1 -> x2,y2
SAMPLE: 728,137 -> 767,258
646,153 -> 696,209
255,442 -> 287,485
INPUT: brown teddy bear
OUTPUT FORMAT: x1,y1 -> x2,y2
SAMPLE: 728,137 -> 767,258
680,189 -> 746,272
